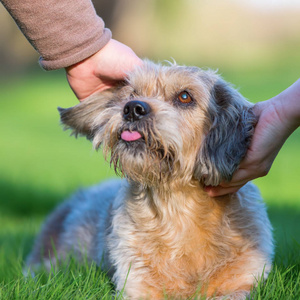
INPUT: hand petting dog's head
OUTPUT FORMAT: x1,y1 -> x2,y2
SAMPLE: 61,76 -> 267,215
59,61 -> 256,187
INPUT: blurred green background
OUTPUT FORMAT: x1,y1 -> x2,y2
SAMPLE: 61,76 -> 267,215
0,0 -> 299,278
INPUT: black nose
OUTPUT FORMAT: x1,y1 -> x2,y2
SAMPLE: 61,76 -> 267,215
123,100 -> 151,122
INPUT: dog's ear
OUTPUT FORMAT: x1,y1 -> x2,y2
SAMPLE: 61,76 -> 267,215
194,79 -> 257,186
58,89 -> 116,139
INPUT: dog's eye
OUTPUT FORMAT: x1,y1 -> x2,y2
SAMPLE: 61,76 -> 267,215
178,91 -> 193,104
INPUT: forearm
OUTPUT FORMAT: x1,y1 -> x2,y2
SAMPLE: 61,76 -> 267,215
275,78 -> 300,132
0,0 -> 111,70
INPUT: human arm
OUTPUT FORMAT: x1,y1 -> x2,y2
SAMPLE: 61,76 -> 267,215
0,0 -> 142,100
0,0 -> 111,70
206,78 -> 300,197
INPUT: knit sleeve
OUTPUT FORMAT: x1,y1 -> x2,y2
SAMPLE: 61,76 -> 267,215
0,0 -> 112,70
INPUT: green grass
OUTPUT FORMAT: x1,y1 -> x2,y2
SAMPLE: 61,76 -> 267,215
0,63 -> 299,299
0,260 -> 116,299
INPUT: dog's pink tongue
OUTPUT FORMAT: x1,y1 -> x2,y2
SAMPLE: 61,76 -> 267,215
121,130 -> 142,142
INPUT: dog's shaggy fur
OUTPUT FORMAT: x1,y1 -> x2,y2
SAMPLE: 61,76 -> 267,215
26,61 -> 273,299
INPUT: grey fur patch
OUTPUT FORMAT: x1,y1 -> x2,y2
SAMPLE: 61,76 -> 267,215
25,201 -> 72,267
195,80 -> 257,186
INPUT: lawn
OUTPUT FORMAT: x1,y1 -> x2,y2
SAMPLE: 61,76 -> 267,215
0,62 -> 299,299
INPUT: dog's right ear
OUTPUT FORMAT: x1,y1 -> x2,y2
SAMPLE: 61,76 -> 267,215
194,79 -> 257,186
58,89 -> 116,139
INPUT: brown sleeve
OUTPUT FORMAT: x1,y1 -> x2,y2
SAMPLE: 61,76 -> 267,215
0,0 -> 111,70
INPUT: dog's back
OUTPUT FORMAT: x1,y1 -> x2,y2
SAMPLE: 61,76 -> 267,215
26,179 -> 123,273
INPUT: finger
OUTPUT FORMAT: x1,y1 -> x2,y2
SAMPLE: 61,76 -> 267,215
205,185 -> 244,197
219,168 -> 256,188
218,179 -> 248,188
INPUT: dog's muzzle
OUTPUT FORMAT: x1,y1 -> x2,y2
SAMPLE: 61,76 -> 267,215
123,100 -> 151,122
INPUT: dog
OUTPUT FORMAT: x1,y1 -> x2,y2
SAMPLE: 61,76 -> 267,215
26,61 -> 273,299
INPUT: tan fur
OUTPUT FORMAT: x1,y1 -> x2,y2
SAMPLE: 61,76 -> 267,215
112,183 -> 270,299
27,61 -> 273,299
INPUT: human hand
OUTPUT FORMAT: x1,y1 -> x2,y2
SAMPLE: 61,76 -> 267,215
66,39 -> 143,101
205,79 -> 300,197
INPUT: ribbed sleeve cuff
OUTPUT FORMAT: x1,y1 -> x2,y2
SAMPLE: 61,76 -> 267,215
39,28 -> 112,70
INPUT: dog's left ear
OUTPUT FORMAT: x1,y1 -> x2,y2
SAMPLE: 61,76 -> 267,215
194,79 -> 257,186
58,89 -> 116,139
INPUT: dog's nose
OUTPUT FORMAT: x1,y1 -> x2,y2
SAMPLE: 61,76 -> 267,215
123,100 -> 151,122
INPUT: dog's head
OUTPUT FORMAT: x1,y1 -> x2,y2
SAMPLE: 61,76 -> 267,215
59,61 -> 256,187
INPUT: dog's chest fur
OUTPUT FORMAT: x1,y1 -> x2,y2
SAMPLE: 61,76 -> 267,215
108,182 -> 253,298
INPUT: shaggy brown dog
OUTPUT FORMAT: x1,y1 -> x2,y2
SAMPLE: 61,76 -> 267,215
26,61 -> 273,299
